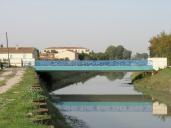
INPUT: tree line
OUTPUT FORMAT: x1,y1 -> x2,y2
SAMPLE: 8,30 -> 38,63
79,45 -> 149,60
79,45 -> 132,60
79,31 -> 170,63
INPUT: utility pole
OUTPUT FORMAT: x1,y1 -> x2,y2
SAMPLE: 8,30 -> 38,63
6,32 -> 10,67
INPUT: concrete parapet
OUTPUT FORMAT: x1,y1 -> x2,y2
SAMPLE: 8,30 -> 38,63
148,58 -> 167,70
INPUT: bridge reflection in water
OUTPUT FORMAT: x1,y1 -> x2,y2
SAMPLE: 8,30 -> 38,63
52,95 -> 152,112
55,102 -> 152,112
52,95 -> 171,115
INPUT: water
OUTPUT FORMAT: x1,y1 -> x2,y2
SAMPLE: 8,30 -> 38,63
50,72 -> 171,128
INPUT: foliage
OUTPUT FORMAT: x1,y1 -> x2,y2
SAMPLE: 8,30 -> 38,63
132,53 -> 148,60
79,45 -> 132,60
149,32 -> 171,65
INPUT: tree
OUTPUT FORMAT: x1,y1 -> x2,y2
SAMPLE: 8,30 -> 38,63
149,32 -> 171,65
115,45 -> 124,59
105,45 -> 116,59
96,52 -> 108,60
105,45 -> 132,59
133,53 -> 148,60
78,45 -> 132,60
123,49 -> 132,59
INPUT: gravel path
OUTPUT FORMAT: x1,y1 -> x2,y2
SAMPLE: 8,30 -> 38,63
0,68 -> 25,94
1,70 -> 13,76
0,70 -> 13,81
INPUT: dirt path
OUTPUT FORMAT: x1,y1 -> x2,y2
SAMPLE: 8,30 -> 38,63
0,70 -> 13,81
0,68 -> 25,94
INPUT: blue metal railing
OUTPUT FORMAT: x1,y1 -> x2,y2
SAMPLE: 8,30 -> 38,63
35,60 -> 152,67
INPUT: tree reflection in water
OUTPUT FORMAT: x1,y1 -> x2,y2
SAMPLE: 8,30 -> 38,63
39,71 -> 125,91
64,115 -> 89,128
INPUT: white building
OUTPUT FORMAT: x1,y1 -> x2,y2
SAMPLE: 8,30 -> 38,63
0,47 -> 38,67
54,50 -> 78,60
43,47 -> 90,54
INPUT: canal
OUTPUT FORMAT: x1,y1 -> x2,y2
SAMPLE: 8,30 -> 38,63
40,72 -> 171,128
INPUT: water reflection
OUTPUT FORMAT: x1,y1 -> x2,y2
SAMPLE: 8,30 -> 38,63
52,97 -> 171,128
41,72 -> 171,128
51,73 -> 140,95
55,101 -> 152,112
64,115 -> 90,128
39,71 -> 125,91
153,101 -> 168,115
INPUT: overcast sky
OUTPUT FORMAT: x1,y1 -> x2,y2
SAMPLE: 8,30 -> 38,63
0,0 -> 171,53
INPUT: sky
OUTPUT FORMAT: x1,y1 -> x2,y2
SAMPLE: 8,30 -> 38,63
0,0 -> 171,53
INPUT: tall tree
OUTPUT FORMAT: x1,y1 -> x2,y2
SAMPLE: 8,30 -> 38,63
149,32 -> 171,65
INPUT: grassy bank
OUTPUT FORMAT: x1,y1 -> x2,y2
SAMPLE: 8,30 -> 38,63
0,68 -> 49,128
132,68 -> 171,105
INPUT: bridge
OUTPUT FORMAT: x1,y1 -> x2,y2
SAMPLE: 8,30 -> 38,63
52,94 -> 152,112
54,101 -> 152,112
35,60 -> 154,71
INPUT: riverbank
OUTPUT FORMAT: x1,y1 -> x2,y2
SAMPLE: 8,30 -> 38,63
0,68 -> 49,128
132,68 -> 171,105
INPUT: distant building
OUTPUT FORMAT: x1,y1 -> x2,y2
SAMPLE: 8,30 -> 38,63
54,50 -> 78,60
40,46 -> 89,60
40,50 -> 78,60
0,46 -> 38,67
39,53 -> 55,60
43,47 -> 90,54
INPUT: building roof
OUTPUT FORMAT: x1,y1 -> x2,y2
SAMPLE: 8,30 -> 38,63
45,47 -> 89,50
0,47 -> 37,54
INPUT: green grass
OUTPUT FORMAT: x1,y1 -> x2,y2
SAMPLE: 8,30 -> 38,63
0,68 -> 49,128
0,79 -> 6,87
133,68 -> 171,106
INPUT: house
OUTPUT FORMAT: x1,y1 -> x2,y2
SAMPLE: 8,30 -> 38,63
0,46 -> 38,67
43,47 -> 90,54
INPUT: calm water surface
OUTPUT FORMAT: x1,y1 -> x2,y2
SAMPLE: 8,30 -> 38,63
51,72 -> 171,128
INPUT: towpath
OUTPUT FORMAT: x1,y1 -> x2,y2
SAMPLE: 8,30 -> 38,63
0,68 -> 25,94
